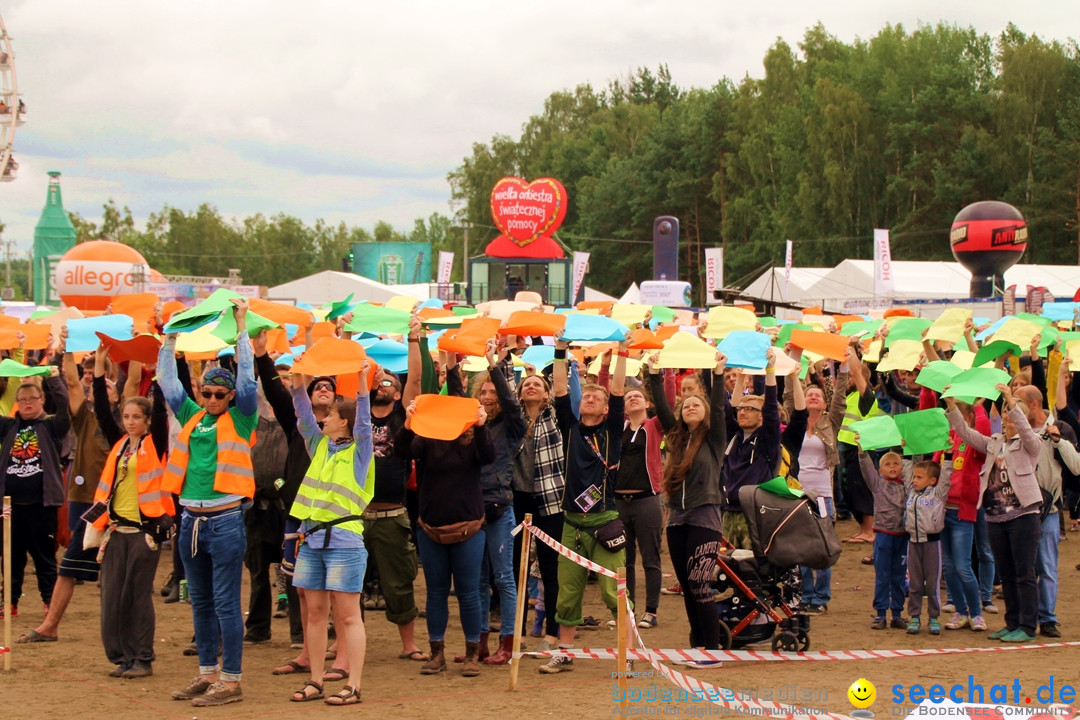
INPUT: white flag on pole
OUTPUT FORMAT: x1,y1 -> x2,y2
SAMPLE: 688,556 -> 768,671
437,251 -> 454,284
704,247 -> 724,305
873,228 -> 894,297
571,251 -> 590,303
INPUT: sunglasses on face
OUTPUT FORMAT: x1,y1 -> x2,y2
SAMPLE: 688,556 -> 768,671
201,389 -> 231,400
379,379 -> 395,388
313,382 -> 335,392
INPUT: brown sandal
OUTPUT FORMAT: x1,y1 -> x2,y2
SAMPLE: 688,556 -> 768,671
322,667 -> 348,682
291,680 -> 323,702
325,685 -> 361,706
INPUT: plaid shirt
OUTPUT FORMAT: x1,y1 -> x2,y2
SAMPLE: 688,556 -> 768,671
527,405 -> 565,517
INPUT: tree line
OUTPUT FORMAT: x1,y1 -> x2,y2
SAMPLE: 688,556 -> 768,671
448,22 -> 1080,302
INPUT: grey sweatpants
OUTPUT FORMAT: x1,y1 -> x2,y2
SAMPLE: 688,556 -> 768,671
907,539 -> 942,619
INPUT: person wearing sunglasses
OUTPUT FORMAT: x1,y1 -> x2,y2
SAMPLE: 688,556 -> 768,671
158,297 -> 259,708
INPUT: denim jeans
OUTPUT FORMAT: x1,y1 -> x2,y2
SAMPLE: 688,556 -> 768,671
987,513 -> 1039,636
479,507 -> 518,637
974,508 -> 996,604
800,498 -> 834,606
417,529 -> 485,643
872,532 -> 908,616
941,509 -> 982,618
1035,512 -> 1059,624
180,509 -> 247,681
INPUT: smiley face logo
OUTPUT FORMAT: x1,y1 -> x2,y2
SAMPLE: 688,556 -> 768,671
848,678 -> 876,709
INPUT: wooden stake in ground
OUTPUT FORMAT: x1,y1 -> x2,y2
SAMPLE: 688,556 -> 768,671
508,512 -> 532,691
3,495 -> 11,671
617,566 -> 627,715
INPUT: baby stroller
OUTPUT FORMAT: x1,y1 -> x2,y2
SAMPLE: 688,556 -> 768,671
709,483 -> 841,652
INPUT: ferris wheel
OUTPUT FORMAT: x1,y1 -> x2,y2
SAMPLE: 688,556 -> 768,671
0,12 -> 25,184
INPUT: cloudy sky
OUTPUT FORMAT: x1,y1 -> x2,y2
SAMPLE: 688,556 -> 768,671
1,1 -> 1076,256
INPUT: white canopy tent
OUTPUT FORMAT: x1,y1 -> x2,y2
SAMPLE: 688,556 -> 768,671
268,271 -> 430,306
738,267 -> 831,318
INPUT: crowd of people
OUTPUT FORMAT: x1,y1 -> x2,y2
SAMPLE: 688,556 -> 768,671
1,296 -> 1078,707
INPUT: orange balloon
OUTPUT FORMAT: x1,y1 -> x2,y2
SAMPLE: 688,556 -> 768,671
53,240 -> 150,312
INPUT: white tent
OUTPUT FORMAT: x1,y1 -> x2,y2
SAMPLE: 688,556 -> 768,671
739,267 -> 831,318
268,271 -> 429,306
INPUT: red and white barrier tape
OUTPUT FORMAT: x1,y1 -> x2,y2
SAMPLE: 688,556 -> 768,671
513,521 -> 618,579
0,646 -> 9,655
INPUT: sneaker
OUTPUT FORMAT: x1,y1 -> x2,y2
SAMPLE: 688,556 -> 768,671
907,617 -> 921,634
1000,629 -> 1036,643
273,597 -> 288,618
537,654 -> 574,674
163,582 -> 180,604
804,604 -> 827,615
528,638 -> 558,658
0,605 -> 18,619
982,602 -> 999,614
190,681 -> 243,707
171,676 -> 212,700
871,616 -> 887,630
182,642 -> 199,656
928,618 -> 941,636
580,616 -> 601,630
942,603 -> 956,614
109,661 -> 134,678
1040,622 -> 1062,638
242,634 -> 271,645
971,616 -> 987,632
606,619 -> 617,628
891,616 -> 908,630
988,627 -> 1012,640
944,614 -> 970,630
637,612 -> 658,629
661,582 -> 683,596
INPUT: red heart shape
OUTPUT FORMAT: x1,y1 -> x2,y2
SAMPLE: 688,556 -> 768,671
489,177 -> 568,247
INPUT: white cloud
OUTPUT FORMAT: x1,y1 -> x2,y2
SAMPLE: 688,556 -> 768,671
1,0 -> 1077,256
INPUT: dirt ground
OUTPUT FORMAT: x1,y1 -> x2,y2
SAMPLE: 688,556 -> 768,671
3,517 -> 1080,720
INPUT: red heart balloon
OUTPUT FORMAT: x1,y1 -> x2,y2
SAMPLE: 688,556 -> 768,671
489,177 -> 568,247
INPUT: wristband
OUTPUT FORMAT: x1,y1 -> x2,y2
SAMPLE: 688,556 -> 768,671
408,337 -> 420,344
617,350 -> 629,357
554,348 -> 567,360
766,367 -> 776,374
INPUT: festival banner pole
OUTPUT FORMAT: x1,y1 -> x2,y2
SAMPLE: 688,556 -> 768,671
508,513 -> 532,690
3,495 -> 11,671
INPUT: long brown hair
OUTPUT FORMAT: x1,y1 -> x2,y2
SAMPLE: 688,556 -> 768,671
662,393 -> 711,496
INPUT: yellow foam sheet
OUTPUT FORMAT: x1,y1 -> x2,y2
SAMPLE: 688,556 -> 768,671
863,339 -> 884,363
385,295 -> 421,314
991,318 -> 1042,350
702,306 -> 757,339
1067,341 -> 1080,371
655,331 -> 719,370
475,299 -> 543,321
610,303 -> 651,327
925,308 -> 972,343
877,339 -> 924,372
586,355 -> 643,377
176,322 -> 229,355
950,349 -> 976,370
461,354 -> 527,373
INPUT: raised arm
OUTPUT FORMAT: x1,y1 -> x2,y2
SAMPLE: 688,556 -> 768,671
944,396 -> 990,455
150,382 -> 169,461
646,356 -> 677,432
157,335 -> 188,415
231,299 -> 258,417
552,336 -> 569,398
610,336 -> 628,397
404,316 -> 424,406
709,351 -> 729,447
253,331 -> 299,442
62,335 -> 85,419
290,382 -> 323,456
829,356 -> 851,432
92,372 -> 122,446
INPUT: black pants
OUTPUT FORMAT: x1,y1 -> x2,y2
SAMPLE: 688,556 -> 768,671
988,513 -> 1040,635
513,490 -> 563,638
667,523 -> 724,649
1,503 -> 58,608
244,537 -> 280,641
101,531 -> 159,666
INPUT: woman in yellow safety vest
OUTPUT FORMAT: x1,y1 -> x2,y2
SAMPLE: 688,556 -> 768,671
90,343 -> 173,680
286,362 -> 374,706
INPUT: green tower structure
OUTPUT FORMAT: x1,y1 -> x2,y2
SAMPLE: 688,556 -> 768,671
33,171 -> 77,306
